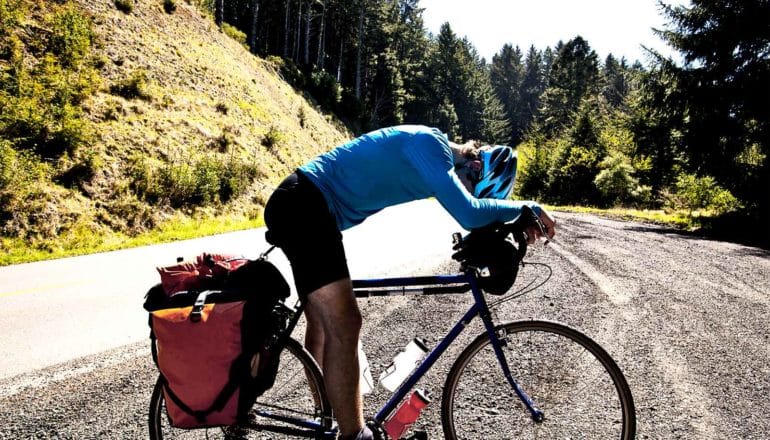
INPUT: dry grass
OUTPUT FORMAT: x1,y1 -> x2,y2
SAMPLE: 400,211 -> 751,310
1,0 -> 350,265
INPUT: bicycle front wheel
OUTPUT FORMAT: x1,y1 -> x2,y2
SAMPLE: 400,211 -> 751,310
149,337 -> 332,439
442,321 -> 635,440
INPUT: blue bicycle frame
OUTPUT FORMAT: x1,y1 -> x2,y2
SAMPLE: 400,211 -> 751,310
352,270 -> 544,427
253,270 -> 544,438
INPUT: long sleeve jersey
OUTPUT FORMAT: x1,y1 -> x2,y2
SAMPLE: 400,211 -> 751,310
299,125 -> 542,231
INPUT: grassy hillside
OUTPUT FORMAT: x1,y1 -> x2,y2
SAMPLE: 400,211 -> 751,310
0,0 -> 350,264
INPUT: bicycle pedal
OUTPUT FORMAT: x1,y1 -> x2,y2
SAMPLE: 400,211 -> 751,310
401,431 -> 428,440
366,420 -> 386,440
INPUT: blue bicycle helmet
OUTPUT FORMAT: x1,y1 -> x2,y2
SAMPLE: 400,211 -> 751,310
473,146 -> 517,199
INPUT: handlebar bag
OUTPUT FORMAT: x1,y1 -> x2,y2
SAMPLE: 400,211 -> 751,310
453,232 -> 521,295
144,255 -> 290,428
477,238 -> 519,295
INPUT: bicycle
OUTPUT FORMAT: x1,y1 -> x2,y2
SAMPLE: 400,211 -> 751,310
148,206 -> 636,439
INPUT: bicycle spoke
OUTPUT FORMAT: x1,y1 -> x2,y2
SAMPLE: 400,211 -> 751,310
442,321 -> 634,440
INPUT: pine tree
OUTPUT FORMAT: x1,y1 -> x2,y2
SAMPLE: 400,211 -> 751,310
520,46 -> 545,138
650,0 -> 770,228
539,36 -> 600,136
601,54 -> 629,109
490,44 -> 523,144
478,78 -> 512,145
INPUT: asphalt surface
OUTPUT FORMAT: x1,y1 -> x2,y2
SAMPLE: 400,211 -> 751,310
2,211 -> 769,439
0,200 -> 458,380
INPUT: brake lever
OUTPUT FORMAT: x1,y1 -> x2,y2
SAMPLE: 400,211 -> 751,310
521,206 -> 549,245
533,214 -> 550,245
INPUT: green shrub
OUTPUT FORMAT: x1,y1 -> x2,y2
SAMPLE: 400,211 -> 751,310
594,153 -> 649,206
217,159 -> 259,203
110,69 -> 151,100
212,126 -> 237,152
0,142 -> 56,238
0,141 -> 13,190
269,56 -> 305,88
221,22 -> 247,47
1,79 -> 93,157
547,144 -> 602,205
308,68 -> 340,109
0,0 -> 23,38
262,125 -> 284,150
48,6 -> 94,68
128,152 -> 258,208
159,161 -> 198,207
114,0 -> 134,13
1,7 -> 98,157
2,6 -> 99,155
126,154 -> 160,203
49,100 -> 94,151
667,173 -> 739,215
0,141 -> 49,191
297,106 -> 306,128
92,54 -> 109,69
192,156 -> 221,205
163,0 -> 177,14
515,139 -> 553,200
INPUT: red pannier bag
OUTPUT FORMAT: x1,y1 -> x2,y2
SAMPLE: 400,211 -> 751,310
144,253 -> 290,428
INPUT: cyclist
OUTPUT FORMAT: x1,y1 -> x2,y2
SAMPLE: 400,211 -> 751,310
264,125 -> 555,440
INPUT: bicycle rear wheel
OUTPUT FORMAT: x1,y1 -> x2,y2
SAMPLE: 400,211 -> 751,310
149,337 -> 332,439
441,320 -> 635,440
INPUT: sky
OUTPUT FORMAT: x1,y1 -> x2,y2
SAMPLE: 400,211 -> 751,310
419,0 -> 687,65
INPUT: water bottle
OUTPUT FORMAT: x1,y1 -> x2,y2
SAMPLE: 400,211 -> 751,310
358,340 -> 374,395
383,389 -> 431,439
379,338 -> 429,392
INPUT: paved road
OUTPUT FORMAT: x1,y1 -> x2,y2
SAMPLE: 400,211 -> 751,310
0,199 -> 462,381
1,209 -> 769,439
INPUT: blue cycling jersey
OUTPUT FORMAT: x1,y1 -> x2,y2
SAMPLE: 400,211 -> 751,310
299,125 -> 542,231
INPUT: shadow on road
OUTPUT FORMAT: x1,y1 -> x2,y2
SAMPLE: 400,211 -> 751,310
623,220 -> 770,255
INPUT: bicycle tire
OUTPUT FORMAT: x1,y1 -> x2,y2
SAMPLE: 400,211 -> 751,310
441,320 -> 636,440
148,337 -> 332,439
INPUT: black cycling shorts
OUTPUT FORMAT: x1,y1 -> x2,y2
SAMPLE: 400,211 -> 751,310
263,171 -> 349,297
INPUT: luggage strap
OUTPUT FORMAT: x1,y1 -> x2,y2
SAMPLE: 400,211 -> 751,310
190,290 -> 210,323
158,353 -> 250,424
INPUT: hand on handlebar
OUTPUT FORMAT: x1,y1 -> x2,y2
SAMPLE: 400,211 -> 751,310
525,208 -> 556,245
452,205 -> 556,268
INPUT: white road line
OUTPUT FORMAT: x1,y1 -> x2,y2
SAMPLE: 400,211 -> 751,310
547,241 -> 632,305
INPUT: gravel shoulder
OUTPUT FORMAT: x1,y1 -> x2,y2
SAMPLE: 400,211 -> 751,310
2,212 -> 769,439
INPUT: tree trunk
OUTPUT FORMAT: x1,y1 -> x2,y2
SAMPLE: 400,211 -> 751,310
215,0 -> 224,27
293,0 -> 302,62
283,0 -> 290,58
304,3 -> 311,65
355,0 -> 365,98
316,0 -> 326,68
337,39 -> 344,82
249,0 -> 260,54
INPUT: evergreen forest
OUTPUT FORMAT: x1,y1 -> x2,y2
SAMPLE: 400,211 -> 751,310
1,0 -> 768,261
214,0 -> 770,244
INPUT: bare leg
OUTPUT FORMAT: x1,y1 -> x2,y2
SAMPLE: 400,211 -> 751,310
304,304 -> 325,368
305,278 -> 364,437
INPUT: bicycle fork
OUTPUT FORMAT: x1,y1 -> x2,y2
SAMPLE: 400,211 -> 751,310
470,278 -> 545,423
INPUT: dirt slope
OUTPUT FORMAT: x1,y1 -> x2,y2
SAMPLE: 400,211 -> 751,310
85,0 -> 349,203
2,0 -> 349,257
